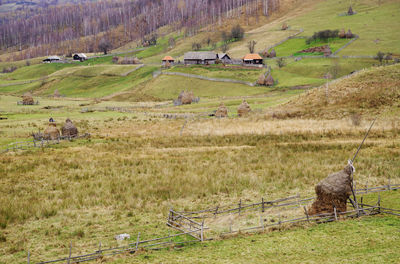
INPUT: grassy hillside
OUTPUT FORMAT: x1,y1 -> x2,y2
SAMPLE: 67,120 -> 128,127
283,64 -> 400,118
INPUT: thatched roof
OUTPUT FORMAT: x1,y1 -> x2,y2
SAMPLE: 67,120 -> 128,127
184,52 -> 217,60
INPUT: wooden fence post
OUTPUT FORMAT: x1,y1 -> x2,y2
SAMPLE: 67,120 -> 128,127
27,251 -> 30,264
239,199 -> 242,216
214,206 -> 219,218
136,232 -> 140,250
388,177 -> 391,191
67,242 -> 72,264
333,206 -> 338,221
98,242 -> 102,254
377,194 -> 381,214
303,206 -> 310,223
262,197 -> 265,213
200,219 -> 204,242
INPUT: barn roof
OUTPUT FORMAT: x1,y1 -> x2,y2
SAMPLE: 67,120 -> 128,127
243,54 -> 262,60
76,53 -> 87,58
162,56 -> 174,61
184,52 -> 217,60
218,53 -> 231,59
47,56 -> 61,60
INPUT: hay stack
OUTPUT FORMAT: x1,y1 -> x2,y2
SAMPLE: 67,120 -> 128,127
309,164 -> 354,215
54,89 -> 61,98
281,22 -> 288,30
237,100 -> 251,117
265,74 -> 274,86
62,118 -> 78,137
44,123 -> 60,140
347,6 -> 354,15
179,91 -> 195,105
22,92 -> 34,105
215,103 -> 228,118
257,74 -> 266,85
339,28 -> 346,38
346,29 -> 353,38
269,49 -> 276,58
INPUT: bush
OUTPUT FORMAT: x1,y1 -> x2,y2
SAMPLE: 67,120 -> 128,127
231,25 -> 244,40
306,30 -> 339,44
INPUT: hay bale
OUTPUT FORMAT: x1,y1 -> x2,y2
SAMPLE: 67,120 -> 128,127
309,164 -> 354,215
339,28 -> 346,38
178,91 -> 195,105
257,74 -> 266,85
237,100 -> 251,117
44,123 -> 60,140
269,49 -> 276,58
281,22 -> 288,30
346,29 -> 353,39
265,74 -> 274,86
54,89 -> 61,98
347,6 -> 354,15
22,92 -> 34,105
61,118 -> 78,137
215,103 -> 228,118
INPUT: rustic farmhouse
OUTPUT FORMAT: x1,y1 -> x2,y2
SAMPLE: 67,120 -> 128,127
73,53 -> 87,61
217,53 -> 232,63
184,52 -> 217,65
243,54 -> 263,65
43,56 -> 61,63
162,56 -> 175,66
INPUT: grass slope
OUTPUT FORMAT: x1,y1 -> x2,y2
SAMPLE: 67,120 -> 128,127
284,64 -> 400,118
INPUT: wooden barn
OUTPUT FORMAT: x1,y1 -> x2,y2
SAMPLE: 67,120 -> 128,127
43,56 -> 61,63
184,52 -> 217,65
162,56 -> 175,65
243,54 -> 263,65
217,53 -> 232,63
73,53 -> 87,62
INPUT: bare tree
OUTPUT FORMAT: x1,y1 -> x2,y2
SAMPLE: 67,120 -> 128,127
98,39 -> 111,55
247,40 -> 257,53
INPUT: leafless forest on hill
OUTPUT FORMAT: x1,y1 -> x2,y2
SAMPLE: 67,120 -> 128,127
0,0 -> 280,60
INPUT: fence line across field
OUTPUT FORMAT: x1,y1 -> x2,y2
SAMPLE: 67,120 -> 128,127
28,183 -> 399,264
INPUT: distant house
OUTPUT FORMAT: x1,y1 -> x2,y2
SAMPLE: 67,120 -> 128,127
217,53 -> 232,63
162,56 -> 175,65
184,52 -> 217,65
43,56 -> 61,63
73,53 -> 87,62
242,54 -> 263,65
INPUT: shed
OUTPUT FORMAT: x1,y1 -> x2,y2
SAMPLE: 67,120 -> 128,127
43,56 -> 61,63
243,54 -> 263,65
162,56 -> 175,65
184,52 -> 217,65
217,53 -> 232,63
73,53 -> 87,62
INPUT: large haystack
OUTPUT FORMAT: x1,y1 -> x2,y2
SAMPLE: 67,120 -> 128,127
309,163 -> 354,215
269,49 -> 277,58
265,74 -> 274,86
22,92 -> 34,105
346,29 -> 353,39
178,91 -> 195,105
215,103 -> 228,118
339,28 -> 346,38
281,22 -> 288,30
61,118 -> 78,137
347,6 -> 354,16
257,74 -> 266,85
44,123 -> 60,140
237,100 -> 251,117
54,89 -> 61,98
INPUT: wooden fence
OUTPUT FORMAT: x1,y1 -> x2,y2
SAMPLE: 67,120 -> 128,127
1,134 -> 91,154
27,184 -> 399,264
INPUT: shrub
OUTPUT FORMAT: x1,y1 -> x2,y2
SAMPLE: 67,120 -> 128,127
376,51 -> 385,64
306,30 -> 339,44
231,25 -> 244,40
